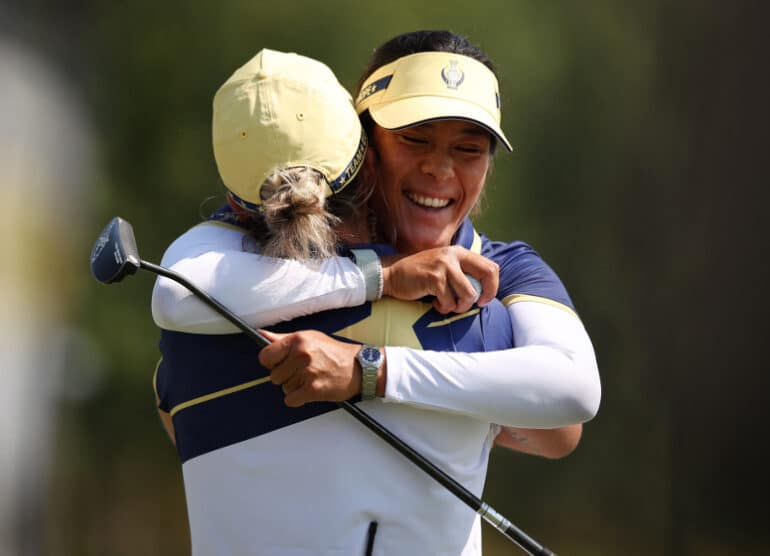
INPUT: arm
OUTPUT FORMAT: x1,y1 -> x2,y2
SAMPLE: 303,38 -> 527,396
151,223 -> 368,333
494,424 -> 582,459
154,365 -> 175,445
156,224 -> 600,428
382,301 -> 599,427
152,223 -> 496,332
259,301 -> 600,428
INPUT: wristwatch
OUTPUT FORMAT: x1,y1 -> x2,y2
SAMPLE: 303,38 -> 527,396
356,345 -> 383,401
349,249 -> 384,301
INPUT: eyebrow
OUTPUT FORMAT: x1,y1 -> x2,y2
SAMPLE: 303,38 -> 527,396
419,122 -> 491,138
460,127 -> 492,138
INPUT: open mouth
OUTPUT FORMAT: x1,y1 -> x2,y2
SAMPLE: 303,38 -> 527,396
405,192 -> 452,209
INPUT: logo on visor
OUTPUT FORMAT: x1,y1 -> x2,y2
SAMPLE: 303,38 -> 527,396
441,61 -> 465,90
356,75 -> 393,104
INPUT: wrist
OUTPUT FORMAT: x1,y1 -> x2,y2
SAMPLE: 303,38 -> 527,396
356,344 -> 384,401
376,348 -> 387,397
379,254 -> 401,298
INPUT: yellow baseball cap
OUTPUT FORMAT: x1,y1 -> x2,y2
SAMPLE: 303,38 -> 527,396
355,51 -> 512,151
212,49 -> 367,208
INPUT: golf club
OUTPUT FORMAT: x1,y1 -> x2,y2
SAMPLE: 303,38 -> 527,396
91,216 -> 556,556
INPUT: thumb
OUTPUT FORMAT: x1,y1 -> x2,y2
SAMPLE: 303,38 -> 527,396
257,329 -> 290,368
257,329 -> 284,344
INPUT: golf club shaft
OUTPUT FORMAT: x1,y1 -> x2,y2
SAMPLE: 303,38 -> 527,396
143,261 -> 271,346
341,400 -> 553,555
144,260 -> 555,555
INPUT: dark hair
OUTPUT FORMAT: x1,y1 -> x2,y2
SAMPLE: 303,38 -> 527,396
356,30 -> 496,92
357,30 -> 498,154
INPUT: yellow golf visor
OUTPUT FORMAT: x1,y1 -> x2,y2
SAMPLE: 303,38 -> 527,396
356,52 -> 512,151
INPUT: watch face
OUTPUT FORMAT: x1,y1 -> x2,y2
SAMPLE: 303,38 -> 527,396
360,346 -> 380,364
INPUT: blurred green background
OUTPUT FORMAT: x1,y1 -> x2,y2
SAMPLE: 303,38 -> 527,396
1,1 -> 767,555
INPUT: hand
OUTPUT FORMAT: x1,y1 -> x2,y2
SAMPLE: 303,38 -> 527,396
258,329 -> 363,407
381,246 -> 499,314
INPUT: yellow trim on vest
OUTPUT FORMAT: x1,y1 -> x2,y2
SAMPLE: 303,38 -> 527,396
427,308 -> 480,328
153,357 -> 162,401
501,293 -> 579,319
169,376 -> 272,418
470,229 -> 482,254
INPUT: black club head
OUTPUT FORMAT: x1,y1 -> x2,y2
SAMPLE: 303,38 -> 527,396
90,216 -> 141,284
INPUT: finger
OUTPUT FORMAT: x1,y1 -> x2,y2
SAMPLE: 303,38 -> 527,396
449,274 -> 480,314
257,330 -> 291,369
258,329 -> 284,344
458,258 -> 499,306
281,372 -> 304,394
432,278 -> 458,314
432,293 -> 458,315
466,275 -> 483,303
269,359 -> 297,386
476,273 -> 498,306
433,262 -> 476,313
284,383 -> 313,408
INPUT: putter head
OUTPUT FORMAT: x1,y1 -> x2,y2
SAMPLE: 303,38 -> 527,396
90,216 -> 141,284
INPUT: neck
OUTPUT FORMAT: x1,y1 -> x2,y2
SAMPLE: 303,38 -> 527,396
335,214 -> 371,245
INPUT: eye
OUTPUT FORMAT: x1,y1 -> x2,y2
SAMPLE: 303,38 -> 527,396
456,144 -> 484,154
398,133 -> 428,145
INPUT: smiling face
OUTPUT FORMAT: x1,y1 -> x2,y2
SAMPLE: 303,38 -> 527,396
368,120 -> 492,254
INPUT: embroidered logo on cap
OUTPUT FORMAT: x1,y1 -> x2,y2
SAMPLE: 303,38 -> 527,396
441,61 -> 465,90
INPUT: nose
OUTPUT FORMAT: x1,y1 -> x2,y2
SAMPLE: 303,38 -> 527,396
420,150 -> 455,182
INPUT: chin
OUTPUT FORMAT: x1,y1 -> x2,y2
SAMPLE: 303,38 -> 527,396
400,235 -> 446,253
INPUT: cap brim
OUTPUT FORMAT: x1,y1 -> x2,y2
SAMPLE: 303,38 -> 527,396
368,96 -> 513,152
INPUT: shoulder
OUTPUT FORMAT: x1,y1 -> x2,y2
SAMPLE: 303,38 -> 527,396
159,219 -> 252,267
478,233 -> 576,313
479,234 -> 538,261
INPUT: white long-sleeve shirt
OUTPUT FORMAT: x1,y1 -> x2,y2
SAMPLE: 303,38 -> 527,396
152,219 -> 600,428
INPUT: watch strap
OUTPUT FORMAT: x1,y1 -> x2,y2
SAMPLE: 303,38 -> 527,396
349,249 -> 383,302
361,365 -> 378,401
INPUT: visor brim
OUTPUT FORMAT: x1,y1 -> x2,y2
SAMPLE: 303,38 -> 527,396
368,96 -> 513,152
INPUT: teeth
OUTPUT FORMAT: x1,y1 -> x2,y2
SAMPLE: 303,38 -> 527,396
406,192 -> 450,208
